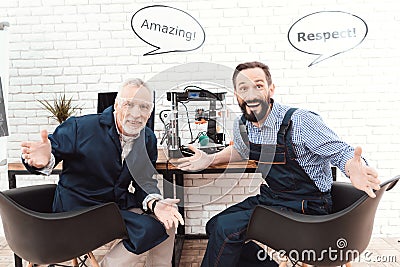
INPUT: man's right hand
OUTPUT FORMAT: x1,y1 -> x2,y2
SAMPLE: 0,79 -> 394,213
175,145 -> 214,171
346,146 -> 380,198
21,129 -> 51,168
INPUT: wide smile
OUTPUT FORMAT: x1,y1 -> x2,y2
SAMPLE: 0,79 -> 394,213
125,120 -> 142,127
246,102 -> 261,109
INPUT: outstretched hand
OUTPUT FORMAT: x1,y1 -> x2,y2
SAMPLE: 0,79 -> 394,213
346,146 -> 380,198
21,129 -> 51,168
175,145 -> 213,171
153,198 -> 184,230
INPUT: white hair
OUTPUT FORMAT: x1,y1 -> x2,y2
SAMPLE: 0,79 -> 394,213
117,78 -> 152,99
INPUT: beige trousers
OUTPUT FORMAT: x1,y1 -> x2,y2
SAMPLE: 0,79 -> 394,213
99,208 -> 175,267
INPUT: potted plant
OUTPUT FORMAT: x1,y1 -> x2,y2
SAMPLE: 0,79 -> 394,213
38,94 -> 81,124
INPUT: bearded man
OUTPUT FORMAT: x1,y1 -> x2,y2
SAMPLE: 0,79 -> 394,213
176,61 -> 379,267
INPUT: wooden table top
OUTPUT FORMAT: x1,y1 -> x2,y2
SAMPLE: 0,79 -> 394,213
8,149 -> 258,172
156,148 -> 258,171
8,162 -> 63,171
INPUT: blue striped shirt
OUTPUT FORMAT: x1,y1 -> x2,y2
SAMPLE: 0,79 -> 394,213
233,100 -> 356,192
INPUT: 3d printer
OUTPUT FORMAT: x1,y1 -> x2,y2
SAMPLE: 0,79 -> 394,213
160,86 -> 227,158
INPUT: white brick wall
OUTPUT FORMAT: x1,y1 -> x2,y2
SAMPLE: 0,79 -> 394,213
1,0 -> 400,237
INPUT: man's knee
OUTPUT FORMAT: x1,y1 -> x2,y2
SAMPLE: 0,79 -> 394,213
100,241 -> 144,267
205,213 -> 220,236
210,216 -> 245,242
146,226 -> 176,267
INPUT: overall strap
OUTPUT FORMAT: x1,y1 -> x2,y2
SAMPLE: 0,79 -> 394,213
239,114 -> 249,147
277,108 -> 298,145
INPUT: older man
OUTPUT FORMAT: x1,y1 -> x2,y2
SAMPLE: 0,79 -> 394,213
21,78 -> 183,266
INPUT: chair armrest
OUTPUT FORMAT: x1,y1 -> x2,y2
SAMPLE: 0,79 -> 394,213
382,175 -> 400,191
3,184 -> 56,212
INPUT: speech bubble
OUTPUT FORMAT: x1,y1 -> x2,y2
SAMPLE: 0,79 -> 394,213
131,5 -> 206,56
288,11 -> 368,67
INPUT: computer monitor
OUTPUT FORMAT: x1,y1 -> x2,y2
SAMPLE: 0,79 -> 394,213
97,92 -> 155,131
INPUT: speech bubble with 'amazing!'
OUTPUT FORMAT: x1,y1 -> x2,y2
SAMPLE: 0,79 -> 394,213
288,11 -> 368,67
131,5 -> 205,56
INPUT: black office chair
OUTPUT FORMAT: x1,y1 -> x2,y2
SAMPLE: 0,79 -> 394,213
0,184 -> 128,267
246,176 -> 400,267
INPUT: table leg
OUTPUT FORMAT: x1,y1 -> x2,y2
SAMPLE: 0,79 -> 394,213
173,235 -> 185,267
8,173 -> 16,189
8,172 -> 21,267
14,253 -> 22,267
162,172 -> 180,267
162,171 -> 174,199
174,173 -> 185,267
175,173 -> 184,235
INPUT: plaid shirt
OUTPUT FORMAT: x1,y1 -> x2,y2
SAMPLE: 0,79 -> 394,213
233,100 -> 356,192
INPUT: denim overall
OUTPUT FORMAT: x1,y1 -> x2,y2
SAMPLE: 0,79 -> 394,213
201,108 -> 332,267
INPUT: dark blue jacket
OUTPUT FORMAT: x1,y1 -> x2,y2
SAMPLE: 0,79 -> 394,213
24,106 -> 168,254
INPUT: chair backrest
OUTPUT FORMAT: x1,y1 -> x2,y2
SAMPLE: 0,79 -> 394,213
0,184 -> 128,264
331,182 -> 366,213
2,183 -> 56,212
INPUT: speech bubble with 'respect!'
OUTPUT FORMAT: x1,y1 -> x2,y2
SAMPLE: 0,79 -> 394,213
131,5 -> 205,56
288,11 -> 368,67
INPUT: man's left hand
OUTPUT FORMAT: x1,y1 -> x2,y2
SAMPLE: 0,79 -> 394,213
153,198 -> 184,229
346,146 -> 380,198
